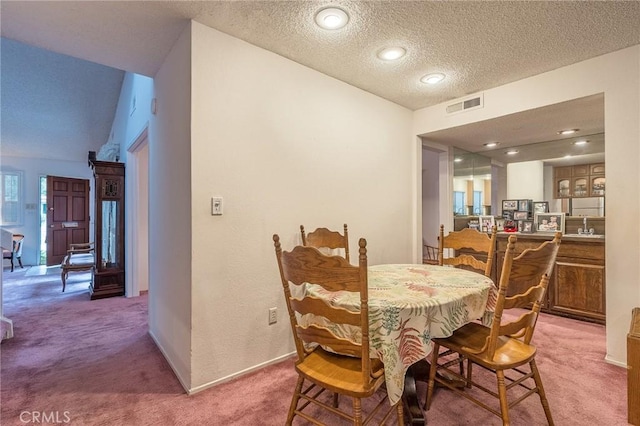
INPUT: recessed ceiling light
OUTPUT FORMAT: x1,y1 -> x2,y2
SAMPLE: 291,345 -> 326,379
420,73 -> 445,85
377,47 -> 406,61
454,158 -> 463,162
483,142 -> 500,148
315,7 -> 349,30
505,150 -> 519,155
573,140 -> 589,145
564,155 -> 572,158
558,128 -> 579,135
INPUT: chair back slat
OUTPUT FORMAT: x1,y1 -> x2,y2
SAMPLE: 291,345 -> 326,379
439,224 -> 497,277
300,224 -> 350,262
297,325 -> 362,357
280,245 -> 361,290
503,286 -> 547,310
274,234 -> 372,385
290,296 -> 361,326
486,232 -> 561,358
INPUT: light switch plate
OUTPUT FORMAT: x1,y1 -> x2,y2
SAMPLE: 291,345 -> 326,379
211,197 -> 223,215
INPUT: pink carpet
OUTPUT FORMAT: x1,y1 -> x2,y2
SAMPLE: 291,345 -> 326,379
0,266 -> 628,425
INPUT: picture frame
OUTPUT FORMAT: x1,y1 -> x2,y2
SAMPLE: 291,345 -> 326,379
534,212 -> 566,234
533,201 -> 549,214
518,199 -> 531,212
513,211 -> 529,220
502,210 -> 514,220
519,220 -> 534,233
495,218 -> 505,232
502,199 -> 518,211
478,215 -> 495,233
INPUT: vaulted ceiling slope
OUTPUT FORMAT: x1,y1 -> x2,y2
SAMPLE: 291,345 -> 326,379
1,1 -> 640,162
1,38 -> 124,162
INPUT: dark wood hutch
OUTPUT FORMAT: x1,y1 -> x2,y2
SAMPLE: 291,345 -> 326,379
88,152 -> 125,299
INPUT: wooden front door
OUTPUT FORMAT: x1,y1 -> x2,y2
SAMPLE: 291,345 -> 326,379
46,176 -> 90,266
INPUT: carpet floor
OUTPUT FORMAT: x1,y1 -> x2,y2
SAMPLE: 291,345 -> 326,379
0,266 -> 628,425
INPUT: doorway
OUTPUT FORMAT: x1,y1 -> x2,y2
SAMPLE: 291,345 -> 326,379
125,128 -> 149,297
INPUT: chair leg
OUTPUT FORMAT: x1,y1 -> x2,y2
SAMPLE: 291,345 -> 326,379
425,343 -> 440,410
10,255 -> 14,272
496,370 -> 510,426
17,256 -> 23,269
353,397 -> 363,426
530,359 -> 555,426
395,401 -> 404,425
286,376 -> 304,425
61,271 -> 67,292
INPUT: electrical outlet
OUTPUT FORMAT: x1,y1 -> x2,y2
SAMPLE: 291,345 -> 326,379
268,307 -> 277,325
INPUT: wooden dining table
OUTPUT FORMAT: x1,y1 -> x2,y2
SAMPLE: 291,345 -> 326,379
302,263 -> 497,425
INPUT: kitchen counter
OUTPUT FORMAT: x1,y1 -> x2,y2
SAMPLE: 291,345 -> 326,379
496,232 -> 605,324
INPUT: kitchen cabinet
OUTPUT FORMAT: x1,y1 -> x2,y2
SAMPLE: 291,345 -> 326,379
554,163 -> 605,198
496,233 -> 605,324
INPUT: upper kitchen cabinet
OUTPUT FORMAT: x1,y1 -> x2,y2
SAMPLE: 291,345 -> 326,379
554,163 -> 605,198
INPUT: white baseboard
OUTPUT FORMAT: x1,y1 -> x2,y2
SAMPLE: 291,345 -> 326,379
187,352 -> 296,395
148,329 -> 295,396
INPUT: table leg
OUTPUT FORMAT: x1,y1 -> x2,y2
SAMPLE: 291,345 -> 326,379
403,359 -> 468,425
403,361 -> 428,425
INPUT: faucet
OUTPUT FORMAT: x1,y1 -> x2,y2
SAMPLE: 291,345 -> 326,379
581,217 -> 594,235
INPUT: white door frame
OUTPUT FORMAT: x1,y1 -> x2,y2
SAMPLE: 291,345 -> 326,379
125,127 -> 149,297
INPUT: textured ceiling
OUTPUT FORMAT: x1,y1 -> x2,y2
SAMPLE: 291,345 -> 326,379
1,1 -> 639,162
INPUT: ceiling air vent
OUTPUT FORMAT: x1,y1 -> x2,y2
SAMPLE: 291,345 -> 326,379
446,94 -> 484,114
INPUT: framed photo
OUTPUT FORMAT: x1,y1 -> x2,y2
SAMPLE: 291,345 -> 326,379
534,212 -> 566,234
478,215 -> 495,233
513,211 -> 529,220
502,200 -> 518,211
502,210 -> 514,220
518,199 -> 531,212
518,220 -> 534,233
495,218 -> 505,232
533,201 -> 549,214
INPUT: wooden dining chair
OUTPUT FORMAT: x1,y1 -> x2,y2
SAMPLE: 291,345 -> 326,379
2,234 -> 24,272
438,224 -> 497,278
300,224 -> 350,262
423,242 -> 439,265
426,232 -> 562,426
273,235 -> 403,425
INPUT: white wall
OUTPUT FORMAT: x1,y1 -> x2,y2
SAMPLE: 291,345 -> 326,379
147,24 -> 193,390
506,161 -> 544,200
422,148 -> 440,246
106,72 -> 154,297
0,156 -> 93,266
413,45 -> 640,365
189,22 -> 413,391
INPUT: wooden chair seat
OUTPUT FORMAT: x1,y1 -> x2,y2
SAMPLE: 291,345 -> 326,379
433,322 -> 537,370
296,348 -> 386,395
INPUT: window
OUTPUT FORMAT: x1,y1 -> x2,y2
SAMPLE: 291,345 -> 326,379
1,170 -> 23,225
473,191 -> 482,215
453,191 -> 465,215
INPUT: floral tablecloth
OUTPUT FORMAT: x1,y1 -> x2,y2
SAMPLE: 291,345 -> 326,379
303,264 -> 497,405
